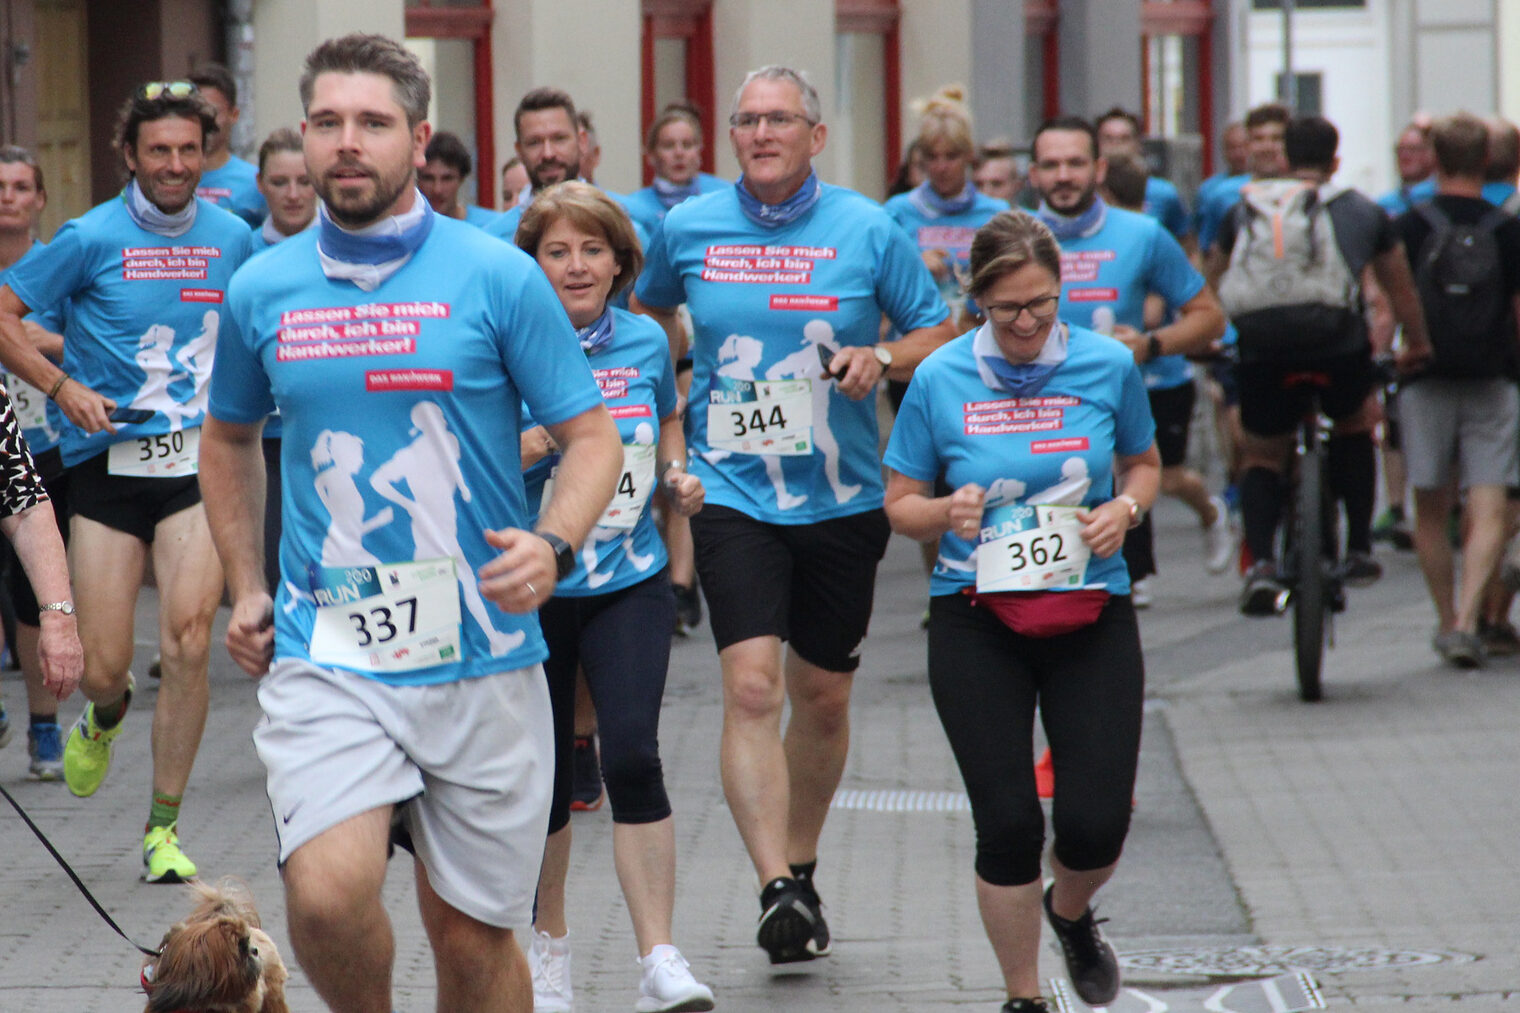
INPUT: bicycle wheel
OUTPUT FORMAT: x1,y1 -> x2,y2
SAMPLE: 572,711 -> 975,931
1292,443 -> 1326,702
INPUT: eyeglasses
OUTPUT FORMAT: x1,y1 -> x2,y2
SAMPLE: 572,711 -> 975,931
984,294 -> 1061,325
140,81 -> 197,101
729,111 -> 817,132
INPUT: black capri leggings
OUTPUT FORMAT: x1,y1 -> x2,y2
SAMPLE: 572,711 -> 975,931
927,591 -> 1145,887
539,569 -> 677,834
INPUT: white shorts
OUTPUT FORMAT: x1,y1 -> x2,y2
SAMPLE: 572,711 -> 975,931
253,658 -> 554,928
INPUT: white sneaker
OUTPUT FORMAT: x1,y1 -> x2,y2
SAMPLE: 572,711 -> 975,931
529,929 -> 573,1013
635,945 -> 715,1012
1203,495 -> 1238,575
1131,577 -> 1153,609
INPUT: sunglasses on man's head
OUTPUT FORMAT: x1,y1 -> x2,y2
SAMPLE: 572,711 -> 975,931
140,81 -> 197,101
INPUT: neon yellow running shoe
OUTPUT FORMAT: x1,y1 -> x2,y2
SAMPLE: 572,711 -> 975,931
143,823 -> 198,883
63,678 -> 133,798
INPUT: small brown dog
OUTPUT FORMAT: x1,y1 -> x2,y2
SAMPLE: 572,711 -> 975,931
140,878 -> 290,1013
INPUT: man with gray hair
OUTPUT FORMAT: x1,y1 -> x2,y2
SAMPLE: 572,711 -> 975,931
637,64 -> 956,965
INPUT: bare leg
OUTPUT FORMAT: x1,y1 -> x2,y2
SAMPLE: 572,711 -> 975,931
718,635 -> 790,882
67,517 -> 145,708
148,505 -> 223,797
1047,854 -> 1118,920
283,806 -> 395,1013
1414,486 -> 1459,633
416,856 -> 531,1013
782,650 -> 853,866
1455,485 -> 1509,634
1161,464 -> 1217,524
975,876 -> 1044,1000
16,624 -> 56,718
572,668 -> 596,738
613,817 -> 677,955
534,824 -> 572,938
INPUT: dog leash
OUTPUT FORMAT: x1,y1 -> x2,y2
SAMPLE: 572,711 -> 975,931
0,781 -> 162,956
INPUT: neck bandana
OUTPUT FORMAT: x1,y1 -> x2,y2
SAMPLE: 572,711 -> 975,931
316,190 -> 433,292
123,179 -> 196,238
653,176 -> 701,210
974,319 -> 1069,398
908,179 -> 977,219
735,169 -> 822,229
1037,197 -> 1108,241
576,308 -> 615,355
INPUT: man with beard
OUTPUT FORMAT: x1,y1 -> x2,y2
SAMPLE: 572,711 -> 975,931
0,81 -> 253,881
199,33 -> 621,1012
1029,116 -> 1228,610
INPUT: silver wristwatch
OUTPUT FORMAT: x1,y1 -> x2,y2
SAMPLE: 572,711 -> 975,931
39,601 -> 76,615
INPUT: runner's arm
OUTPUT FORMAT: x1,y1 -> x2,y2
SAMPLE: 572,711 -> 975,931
884,470 -> 984,542
1369,243 -> 1433,370
200,414 -> 275,677
0,501 -> 82,699
0,285 -> 115,434
635,299 -> 689,367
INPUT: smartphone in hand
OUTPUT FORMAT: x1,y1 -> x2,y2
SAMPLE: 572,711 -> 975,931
108,407 -> 155,424
816,343 -> 837,378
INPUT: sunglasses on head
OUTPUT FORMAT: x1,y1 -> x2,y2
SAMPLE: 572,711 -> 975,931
140,81 -> 197,101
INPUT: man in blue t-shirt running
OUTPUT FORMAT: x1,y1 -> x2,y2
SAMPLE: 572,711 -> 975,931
637,64 -> 956,968
200,34 -> 622,1013
0,80 -> 254,884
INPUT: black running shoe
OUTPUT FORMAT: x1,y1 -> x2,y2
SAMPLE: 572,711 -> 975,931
1001,1000 -> 1050,1013
757,877 -> 827,964
1043,885 -> 1119,1006
673,583 -> 703,634
791,866 -> 832,959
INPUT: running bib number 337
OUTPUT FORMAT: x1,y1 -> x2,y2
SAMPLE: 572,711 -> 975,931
308,558 -> 462,673
107,426 -> 200,477
976,503 -> 1090,592
706,376 -> 813,455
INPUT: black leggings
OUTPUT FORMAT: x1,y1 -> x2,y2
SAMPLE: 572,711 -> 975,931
927,592 -> 1145,887
539,569 -> 676,834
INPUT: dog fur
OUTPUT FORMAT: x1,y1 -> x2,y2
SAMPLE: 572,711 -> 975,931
141,879 -> 290,1013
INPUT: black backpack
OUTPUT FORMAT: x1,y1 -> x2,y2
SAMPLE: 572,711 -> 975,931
1413,202 -> 1515,378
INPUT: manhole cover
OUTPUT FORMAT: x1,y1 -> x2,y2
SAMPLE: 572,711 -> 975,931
830,789 -> 969,812
1120,945 -> 1477,977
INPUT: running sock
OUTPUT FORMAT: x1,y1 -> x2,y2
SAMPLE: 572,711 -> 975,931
93,694 -> 129,729
1241,467 -> 1286,564
147,792 -> 182,831
789,860 -> 817,884
29,713 -> 55,728
1329,432 -> 1376,554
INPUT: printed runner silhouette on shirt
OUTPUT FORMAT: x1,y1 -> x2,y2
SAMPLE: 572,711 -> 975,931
764,318 -> 861,505
128,323 -> 187,426
369,401 -> 523,657
939,457 -> 1091,575
582,419 -> 659,589
709,332 -> 806,510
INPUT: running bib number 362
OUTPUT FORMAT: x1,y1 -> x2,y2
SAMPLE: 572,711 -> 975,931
107,426 -> 200,477
976,503 -> 1090,592
308,558 -> 462,673
706,377 -> 813,456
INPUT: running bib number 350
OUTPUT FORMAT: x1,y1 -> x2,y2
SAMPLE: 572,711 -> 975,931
308,558 -> 462,673
1,371 -> 49,435
107,426 -> 200,477
706,377 -> 813,456
976,503 -> 1090,592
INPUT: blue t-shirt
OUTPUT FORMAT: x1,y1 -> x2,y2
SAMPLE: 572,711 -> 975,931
882,188 -> 1009,321
209,216 -> 604,686
464,205 -> 505,229
0,241 -> 67,456
1143,176 -> 1190,240
622,173 -> 730,237
523,309 -> 677,596
484,190 -> 652,248
884,324 -> 1154,596
1382,178 -> 1515,216
1196,173 -> 1250,252
197,156 -> 266,228
5,196 -> 254,466
1054,205 -> 1205,391
636,182 -> 949,524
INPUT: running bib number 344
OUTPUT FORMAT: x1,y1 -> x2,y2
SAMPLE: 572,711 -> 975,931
975,503 -> 1090,592
308,558 -> 463,673
706,376 -> 813,455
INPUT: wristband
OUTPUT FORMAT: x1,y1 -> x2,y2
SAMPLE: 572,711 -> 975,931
1146,332 -> 1163,362
46,373 -> 68,400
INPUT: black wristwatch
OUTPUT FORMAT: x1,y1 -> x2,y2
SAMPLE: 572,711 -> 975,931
539,532 -> 575,579
1146,331 -> 1163,361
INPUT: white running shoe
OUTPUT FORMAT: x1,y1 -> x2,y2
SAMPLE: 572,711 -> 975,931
1130,577 -> 1154,609
635,945 -> 715,1012
529,929 -> 573,1013
1203,495 -> 1238,575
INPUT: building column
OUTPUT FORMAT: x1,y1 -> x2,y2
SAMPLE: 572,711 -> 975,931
969,0 -> 1026,147
1057,0 -> 1141,119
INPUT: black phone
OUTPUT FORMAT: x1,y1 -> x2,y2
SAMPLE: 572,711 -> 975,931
109,407 -> 155,424
816,343 -> 836,377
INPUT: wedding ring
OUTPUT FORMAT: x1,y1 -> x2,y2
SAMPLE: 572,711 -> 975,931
525,581 -> 537,598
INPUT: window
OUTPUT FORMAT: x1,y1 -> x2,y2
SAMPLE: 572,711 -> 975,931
640,1 -> 715,184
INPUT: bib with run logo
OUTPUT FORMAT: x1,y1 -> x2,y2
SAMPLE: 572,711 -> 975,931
107,426 -> 200,477
540,442 -> 658,531
706,376 -> 813,455
308,557 -> 463,674
976,503 -> 1091,592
